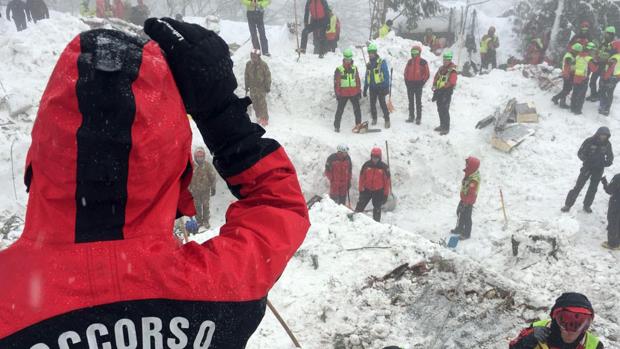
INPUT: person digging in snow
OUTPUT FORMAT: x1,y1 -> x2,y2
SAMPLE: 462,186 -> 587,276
451,157 -> 480,240
333,48 -> 363,132
189,147 -> 217,229
509,292 -> 604,349
245,48 -> 272,126
432,51 -> 457,135
355,147 -> 390,222
404,45 -> 430,124
325,144 -> 352,205
363,43 -> 391,129
601,174 -> 620,250
562,127 -> 613,213
552,43 -> 581,109
0,19 -> 309,348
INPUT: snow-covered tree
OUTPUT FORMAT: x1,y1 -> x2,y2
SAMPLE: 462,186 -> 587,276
387,0 -> 443,30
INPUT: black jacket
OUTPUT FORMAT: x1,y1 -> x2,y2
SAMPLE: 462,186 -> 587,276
6,0 -> 30,22
27,0 -> 49,22
578,127 -> 613,170
603,174 -> 620,230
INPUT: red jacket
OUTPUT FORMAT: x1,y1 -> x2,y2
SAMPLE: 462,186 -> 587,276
359,160 -> 391,196
573,52 -> 598,84
404,56 -> 430,84
0,30 -> 310,348
603,56 -> 619,80
460,157 -> 480,205
561,53 -> 576,79
334,61 -> 362,97
433,62 -> 458,90
325,152 -> 352,196
304,0 -> 328,22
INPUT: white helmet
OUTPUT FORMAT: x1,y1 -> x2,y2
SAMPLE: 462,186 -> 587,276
337,144 -> 349,153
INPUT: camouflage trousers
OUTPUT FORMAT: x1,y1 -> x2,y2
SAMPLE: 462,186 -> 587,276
194,194 -> 211,228
250,92 -> 269,120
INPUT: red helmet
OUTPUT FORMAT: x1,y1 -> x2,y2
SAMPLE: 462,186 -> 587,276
371,147 -> 382,158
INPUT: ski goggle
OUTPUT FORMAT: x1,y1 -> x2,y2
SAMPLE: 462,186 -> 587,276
411,49 -> 420,56
553,308 -> 593,333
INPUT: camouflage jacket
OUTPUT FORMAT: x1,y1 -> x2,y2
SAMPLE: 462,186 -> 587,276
245,59 -> 272,93
190,161 -> 217,196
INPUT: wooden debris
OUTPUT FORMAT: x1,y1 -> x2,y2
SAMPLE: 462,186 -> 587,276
515,102 -> 539,123
491,124 -> 536,153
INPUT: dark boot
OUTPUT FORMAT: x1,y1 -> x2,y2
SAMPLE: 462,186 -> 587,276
415,118 -> 421,125
561,206 -> 570,212
559,99 -> 569,109
583,206 -> 592,213
406,117 -> 414,123
552,95 -> 559,105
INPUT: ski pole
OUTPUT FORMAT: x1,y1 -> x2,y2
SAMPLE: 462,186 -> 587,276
267,299 -> 302,348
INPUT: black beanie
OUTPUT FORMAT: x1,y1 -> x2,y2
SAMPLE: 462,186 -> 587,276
550,292 -> 594,316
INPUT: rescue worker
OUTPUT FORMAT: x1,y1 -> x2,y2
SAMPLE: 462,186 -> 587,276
355,147 -> 391,222
451,157 -> 480,240
569,20 -> 592,48
480,26 -> 499,69
245,48 -> 272,126
432,51 -> 457,135
299,0 -> 330,57
423,28 -> 439,53
404,45 -> 430,124
570,42 -> 597,115
6,0 -> 31,32
509,292 -> 604,349
112,0 -> 124,19
26,0 -> 48,23
588,27 -> 616,101
324,144 -> 352,205
598,40 -> 620,116
325,8 -> 340,52
552,43 -> 581,109
562,127 -> 613,213
525,35 -> 545,65
378,19 -> 393,39
363,43 -> 391,128
189,147 -> 217,228
0,18 -> 309,348
333,48 -> 362,132
601,174 -> 620,250
242,0 -> 271,57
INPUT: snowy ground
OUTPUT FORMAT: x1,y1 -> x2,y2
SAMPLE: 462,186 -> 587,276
1,8 -> 620,349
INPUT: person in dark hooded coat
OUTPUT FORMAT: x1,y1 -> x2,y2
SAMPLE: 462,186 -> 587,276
6,0 -> 31,31
26,0 -> 49,23
562,127 -> 613,213
601,174 -> 620,250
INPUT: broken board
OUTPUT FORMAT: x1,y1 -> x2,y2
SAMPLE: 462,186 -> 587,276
492,124 -> 536,153
515,102 -> 539,123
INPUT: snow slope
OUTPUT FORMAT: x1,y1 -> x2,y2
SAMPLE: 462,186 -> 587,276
1,9 -> 620,349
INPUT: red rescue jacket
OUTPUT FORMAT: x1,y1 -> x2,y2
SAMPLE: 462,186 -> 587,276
325,152 -> 352,196
359,159 -> 391,196
0,30 -> 310,349
305,0 -> 327,21
433,62 -> 458,90
334,61 -> 362,98
404,56 -> 430,84
460,157 -> 480,205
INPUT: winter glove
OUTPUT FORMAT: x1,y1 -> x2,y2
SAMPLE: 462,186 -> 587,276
431,90 -> 438,102
602,176 -> 609,186
211,187 -> 216,196
521,326 -> 551,347
363,90 -> 368,98
144,17 -> 236,118
185,218 -> 199,235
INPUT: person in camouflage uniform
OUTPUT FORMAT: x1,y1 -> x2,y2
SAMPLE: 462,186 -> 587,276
189,147 -> 217,228
245,49 -> 272,126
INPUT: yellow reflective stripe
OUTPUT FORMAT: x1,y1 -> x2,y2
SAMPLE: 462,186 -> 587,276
612,54 -> 620,76
434,67 -> 455,89
367,59 -> 385,84
575,56 -> 592,77
327,15 -> 337,34
338,66 -> 357,88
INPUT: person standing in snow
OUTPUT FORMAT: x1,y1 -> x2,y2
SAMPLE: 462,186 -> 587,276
601,174 -> 620,250
189,147 -> 217,229
6,0 -> 31,32
363,43 -> 391,129
0,19 -> 309,348
333,48 -> 363,132
479,26 -> 499,70
562,127 -> 613,213
432,51 -> 457,136
570,42 -> 597,115
509,292 -> 604,349
245,49 -> 272,126
242,0 -> 271,57
404,45 -> 430,124
569,21 -> 593,49
378,19 -> 393,39
26,0 -> 48,23
598,40 -> 620,116
325,144 -> 352,205
324,8 -> 340,52
451,157 -> 480,240
588,27 -> 616,101
423,28 -> 440,54
355,147 -> 390,222
299,0 -> 329,57
525,34 -> 545,65
552,43 -> 581,109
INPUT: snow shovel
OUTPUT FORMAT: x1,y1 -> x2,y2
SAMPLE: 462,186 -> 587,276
387,68 -> 395,113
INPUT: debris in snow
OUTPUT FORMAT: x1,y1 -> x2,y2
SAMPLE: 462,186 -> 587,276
492,124 -> 536,153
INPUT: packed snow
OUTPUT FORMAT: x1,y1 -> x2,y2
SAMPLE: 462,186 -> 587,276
1,6 -> 619,349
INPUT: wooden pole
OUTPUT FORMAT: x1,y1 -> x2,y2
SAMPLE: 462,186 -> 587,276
267,300 -> 302,348
293,0 -> 300,61
500,188 -> 508,227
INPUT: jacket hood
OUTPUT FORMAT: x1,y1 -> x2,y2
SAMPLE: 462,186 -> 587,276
464,156 -> 480,176
595,126 -> 611,138
22,29 -> 195,246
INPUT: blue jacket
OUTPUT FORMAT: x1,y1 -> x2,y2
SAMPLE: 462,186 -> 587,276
364,57 -> 390,92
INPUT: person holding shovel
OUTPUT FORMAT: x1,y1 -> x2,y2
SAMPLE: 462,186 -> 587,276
363,43 -> 391,129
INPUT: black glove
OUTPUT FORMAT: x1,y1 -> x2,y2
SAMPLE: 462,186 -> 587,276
211,188 -> 216,196
522,327 -> 550,347
363,90 -> 368,98
432,90 -> 438,102
602,176 -> 608,186
144,17 -> 236,118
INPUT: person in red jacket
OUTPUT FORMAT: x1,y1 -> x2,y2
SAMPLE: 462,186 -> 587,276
0,19 -> 310,348
404,45 -> 430,124
598,40 -> 620,116
571,45 -> 598,115
325,144 -> 352,205
432,51 -> 458,135
552,43 -> 581,109
299,0 -> 330,57
333,48 -> 363,132
355,147 -> 391,222
451,157 -> 480,240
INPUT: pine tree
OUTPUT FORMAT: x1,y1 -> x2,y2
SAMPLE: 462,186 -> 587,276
387,0 -> 443,30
